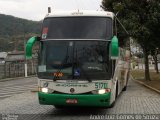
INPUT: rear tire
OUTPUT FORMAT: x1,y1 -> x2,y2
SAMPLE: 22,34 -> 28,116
123,71 -> 130,91
122,86 -> 127,91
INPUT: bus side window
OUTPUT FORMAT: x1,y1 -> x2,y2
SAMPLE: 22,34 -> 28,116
113,18 -> 117,36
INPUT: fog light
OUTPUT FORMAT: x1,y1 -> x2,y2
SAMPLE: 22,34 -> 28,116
42,88 -> 48,93
98,89 -> 106,94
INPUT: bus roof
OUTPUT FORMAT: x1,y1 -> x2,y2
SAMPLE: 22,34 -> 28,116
45,10 -> 115,19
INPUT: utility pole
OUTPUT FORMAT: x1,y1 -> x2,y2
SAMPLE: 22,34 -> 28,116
23,21 -> 28,77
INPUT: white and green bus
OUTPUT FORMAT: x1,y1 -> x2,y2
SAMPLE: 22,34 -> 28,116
26,10 -> 130,108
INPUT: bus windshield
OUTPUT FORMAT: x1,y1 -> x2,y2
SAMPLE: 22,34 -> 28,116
38,41 -> 112,80
42,17 -> 112,39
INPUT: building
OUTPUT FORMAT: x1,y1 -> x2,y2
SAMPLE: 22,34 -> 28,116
0,52 -> 7,64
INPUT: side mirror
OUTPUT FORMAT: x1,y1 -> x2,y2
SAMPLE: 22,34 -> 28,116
111,36 -> 119,60
26,36 -> 40,59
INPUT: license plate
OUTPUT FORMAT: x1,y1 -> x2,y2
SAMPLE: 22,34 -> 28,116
66,99 -> 78,104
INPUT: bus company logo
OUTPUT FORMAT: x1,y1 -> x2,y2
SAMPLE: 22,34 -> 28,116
71,12 -> 83,16
70,88 -> 75,93
55,83 -> 88,87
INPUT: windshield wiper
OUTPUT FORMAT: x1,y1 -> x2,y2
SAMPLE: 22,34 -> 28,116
80,66 -> 92,82
74,48 -> 92,82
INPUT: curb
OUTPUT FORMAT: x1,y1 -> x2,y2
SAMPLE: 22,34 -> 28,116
131,75 -> 160,94
0,75 -> 37,82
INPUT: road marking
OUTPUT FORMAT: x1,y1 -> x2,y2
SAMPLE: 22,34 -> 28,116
0,82 -> 37,87
0,81 -> 37,87
0,84 -> 37,91
0,95 -> 12,98
0,88 -> 37,95
0,87 -> 37,93
0,87 -> 36,94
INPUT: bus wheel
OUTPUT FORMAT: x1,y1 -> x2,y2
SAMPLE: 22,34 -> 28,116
123,72 -> 129,91
109,101 -> 115,108
54,105 -> 64,109
122,86 -> 127,91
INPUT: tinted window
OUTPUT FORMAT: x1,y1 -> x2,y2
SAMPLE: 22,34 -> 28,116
38,41 -> 112,80
42,17 -> 112,39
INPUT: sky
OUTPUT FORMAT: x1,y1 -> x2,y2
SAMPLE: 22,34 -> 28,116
0,0 -> 102,21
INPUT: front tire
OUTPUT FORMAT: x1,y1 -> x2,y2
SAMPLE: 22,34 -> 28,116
122,86 -> 127,91
54,105 -> 65,109
109,101 -> 115,108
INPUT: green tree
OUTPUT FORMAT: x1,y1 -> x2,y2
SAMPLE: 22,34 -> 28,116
101,0 -> 160,80
147,0 -> 160,74
0,14 -> 41,52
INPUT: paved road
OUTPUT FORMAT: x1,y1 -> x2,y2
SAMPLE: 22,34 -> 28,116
0,77 -> 160,120
0,77 -> 37,99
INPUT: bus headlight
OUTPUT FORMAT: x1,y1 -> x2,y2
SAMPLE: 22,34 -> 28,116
98,89 -> 106,94
98,88 -> 111,94
42,88 -> 48,93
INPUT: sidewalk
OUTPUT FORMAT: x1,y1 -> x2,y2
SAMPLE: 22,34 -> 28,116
131,69 -> 160,94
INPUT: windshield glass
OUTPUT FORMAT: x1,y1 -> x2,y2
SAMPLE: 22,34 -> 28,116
42,17 -> 112,39
38,41 -> 112,80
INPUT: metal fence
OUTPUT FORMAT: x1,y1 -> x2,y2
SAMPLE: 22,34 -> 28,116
0,58 -> 37,80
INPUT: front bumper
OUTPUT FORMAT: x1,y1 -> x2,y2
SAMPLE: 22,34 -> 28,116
38,92 -> 111,107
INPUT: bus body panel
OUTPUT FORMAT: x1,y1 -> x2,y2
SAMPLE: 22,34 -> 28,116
38,92 -> 111,107
38,79 -> 113,107
38,79 -> 112,94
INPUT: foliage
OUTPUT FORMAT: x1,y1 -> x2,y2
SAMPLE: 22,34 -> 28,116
101,0 -> 160,80
0,14 -> 41,52
131,70 -> 160,81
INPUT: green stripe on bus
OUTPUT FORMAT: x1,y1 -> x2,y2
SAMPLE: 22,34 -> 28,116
38,92 -> 111,107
